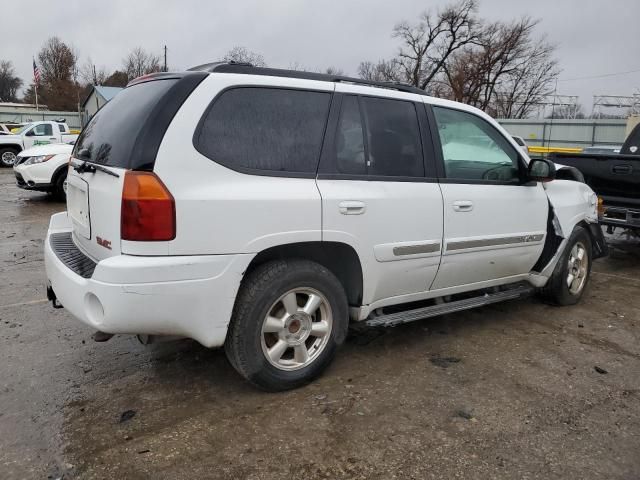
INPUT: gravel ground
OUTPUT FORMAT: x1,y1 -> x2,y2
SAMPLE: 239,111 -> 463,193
0,168 -> 638,479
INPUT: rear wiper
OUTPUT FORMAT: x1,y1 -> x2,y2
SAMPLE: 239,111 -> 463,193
72,159 -> 120,178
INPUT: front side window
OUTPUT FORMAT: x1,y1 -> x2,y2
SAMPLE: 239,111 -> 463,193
333,95 -> 424,178
196,87 -> 331,174
33,124 -> 53,136
433,107 -> 520,182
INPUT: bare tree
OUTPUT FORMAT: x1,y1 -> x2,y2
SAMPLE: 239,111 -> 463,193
0,60 -> 23,102
103,70 -> 129,88
123,47 -> 161,81
492,34 -> 559,118
393,0 -> 480,90
440,17 -> 559,118
357,59 -> 404,82
38,37 -> 78,83
357,4 -> 559,118
324,66 -> 345,76
223,47 -> 266,67
288,61 -> 307,71
79,58 -> 109,85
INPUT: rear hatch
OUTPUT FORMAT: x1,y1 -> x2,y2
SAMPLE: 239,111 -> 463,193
66,73 -> 206,261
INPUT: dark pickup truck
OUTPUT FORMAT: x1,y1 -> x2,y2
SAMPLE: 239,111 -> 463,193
550,124 -> 640,233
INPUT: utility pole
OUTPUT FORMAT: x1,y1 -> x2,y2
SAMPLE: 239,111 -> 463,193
163,45 -> 168,72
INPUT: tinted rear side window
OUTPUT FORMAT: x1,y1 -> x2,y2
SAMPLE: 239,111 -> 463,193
328,95 -> 424,178
195,87 -> 331,174
362,97 -> 424,177
74,79 -> 178,167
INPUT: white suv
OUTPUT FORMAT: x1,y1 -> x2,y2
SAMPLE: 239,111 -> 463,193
44,63 -> 607,391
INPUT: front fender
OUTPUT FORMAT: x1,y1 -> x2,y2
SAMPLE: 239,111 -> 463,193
543,180 -> 598,236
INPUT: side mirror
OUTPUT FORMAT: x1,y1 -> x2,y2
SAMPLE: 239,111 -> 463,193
25,130 -> 35,137
528,158 -> 556,182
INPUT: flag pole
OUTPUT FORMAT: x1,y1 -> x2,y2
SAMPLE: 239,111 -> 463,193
33,57 -> 39,112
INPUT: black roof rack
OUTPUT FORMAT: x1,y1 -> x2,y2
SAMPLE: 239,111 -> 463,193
187,61 -> 428,96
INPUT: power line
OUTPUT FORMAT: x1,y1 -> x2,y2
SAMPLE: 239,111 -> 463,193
558,68 -> 640,82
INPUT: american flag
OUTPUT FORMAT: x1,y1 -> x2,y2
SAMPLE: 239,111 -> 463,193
33,59 -> 41,84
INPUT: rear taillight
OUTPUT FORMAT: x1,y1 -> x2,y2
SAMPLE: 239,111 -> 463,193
121,171 -> 175,241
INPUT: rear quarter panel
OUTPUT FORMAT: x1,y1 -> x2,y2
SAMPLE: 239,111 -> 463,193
153,74 -> 333,255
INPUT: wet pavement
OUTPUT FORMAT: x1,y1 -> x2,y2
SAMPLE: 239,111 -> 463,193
0,167 -> 639,479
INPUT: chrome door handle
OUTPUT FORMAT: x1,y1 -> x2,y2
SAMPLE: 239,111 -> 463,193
452,200 -> 473,212
339,201 -> 366,215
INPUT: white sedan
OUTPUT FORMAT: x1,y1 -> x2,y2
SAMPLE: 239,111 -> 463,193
13,143 -> 73,199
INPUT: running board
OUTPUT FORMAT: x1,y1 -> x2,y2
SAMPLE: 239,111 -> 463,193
364,284 -> 534,328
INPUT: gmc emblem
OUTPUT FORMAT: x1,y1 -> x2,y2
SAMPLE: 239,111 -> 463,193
96,236 -> 112,250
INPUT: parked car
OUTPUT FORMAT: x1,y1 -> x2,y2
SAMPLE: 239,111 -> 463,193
0,121 -> 78,167
550,124 -> 640,233
13,143 -> 73,199
44,63 -> 607,391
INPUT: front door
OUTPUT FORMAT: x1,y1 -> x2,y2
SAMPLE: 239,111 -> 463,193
317,88 -> 443,307
24,123 -> 55,149
428,105 -> 548,290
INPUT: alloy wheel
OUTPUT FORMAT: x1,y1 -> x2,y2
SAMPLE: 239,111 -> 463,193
567,241 -> 589,295
260,287 -> 333,371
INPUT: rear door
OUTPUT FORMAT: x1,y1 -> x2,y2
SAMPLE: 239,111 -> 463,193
428,104 -> 548,290
66,77 -> 199,261
317,87 -> 443,306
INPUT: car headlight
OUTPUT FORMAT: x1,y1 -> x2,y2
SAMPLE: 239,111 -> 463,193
23,155 -> 54,165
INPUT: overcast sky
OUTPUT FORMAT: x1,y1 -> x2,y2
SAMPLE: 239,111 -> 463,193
3,0 -> 639,113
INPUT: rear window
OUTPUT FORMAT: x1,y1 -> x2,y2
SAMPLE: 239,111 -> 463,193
195,87 -> 331,175
74,79 -> 178,168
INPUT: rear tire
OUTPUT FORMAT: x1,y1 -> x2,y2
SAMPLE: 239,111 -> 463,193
225,259 -> 348,391
0,147 -> 19,167
540,226 -> 592,306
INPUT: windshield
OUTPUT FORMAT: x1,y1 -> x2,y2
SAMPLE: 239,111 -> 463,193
13,124 -> 32,135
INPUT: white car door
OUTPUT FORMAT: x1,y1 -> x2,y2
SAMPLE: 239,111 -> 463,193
317,88 -> 443,307
427,104 -> 548,290
24,123 -> 56,149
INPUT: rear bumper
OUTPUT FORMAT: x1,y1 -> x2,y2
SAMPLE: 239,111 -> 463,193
44,212 -> 253,348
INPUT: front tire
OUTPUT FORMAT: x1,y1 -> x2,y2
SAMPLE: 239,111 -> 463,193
0,147 -> 19,167
225,259 -> 348,391
540,226 -> 592,306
